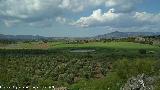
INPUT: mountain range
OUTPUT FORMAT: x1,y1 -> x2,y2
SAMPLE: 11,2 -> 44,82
0,31 -> 160,40
94,31 -> 160,39
0,34 -> 50,40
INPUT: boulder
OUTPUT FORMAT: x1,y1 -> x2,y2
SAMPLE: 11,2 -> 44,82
121,74 -> 156,90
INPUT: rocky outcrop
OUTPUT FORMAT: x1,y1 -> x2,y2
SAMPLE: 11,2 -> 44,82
121,74 -> 157,90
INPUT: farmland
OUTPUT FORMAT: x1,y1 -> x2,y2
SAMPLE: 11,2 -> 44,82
0,41 -> 160,89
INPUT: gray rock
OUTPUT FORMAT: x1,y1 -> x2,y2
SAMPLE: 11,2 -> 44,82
121,74 -> 156,90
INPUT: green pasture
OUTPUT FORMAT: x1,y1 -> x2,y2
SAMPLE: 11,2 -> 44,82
1,41 -> 160,50
1,41 -> 159,60
50,42 -> 159,49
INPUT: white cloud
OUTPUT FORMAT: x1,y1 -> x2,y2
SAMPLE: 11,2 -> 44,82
0,0 -> 144,18
28,18 -> 54,28
59,0 -> 107,12
0,0 -> 61,24
0,0 -> 157,30
58,0 -> 140,12
1,0 -> 49,18
0,0 -> 143,20
56,16 -> 66,24
134,12 -> 160,23
105,0 -> 143,12
4,19 -> 21,27
73,9 -> 160,28
58,0 -> 143,13
59,0 -> 85,12
73,9 -> 118,27
0,0 -> 105,19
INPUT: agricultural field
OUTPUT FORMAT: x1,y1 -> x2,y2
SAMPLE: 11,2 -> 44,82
0,41 -> 160,90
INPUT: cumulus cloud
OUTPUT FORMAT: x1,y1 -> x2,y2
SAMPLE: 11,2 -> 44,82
58,0 -> 142,12
0,0 -> 54,18
59,0 -> 85,12
59,0 -> 143,13
58,0 -> 107,12
134,12 -> 160,24
0,0 -> 158,30
3,19 -> 21,27
0,0 -> 142,19
56,16 -> 66,24
0,0 -> 96,26
0,0 -> 62,26
0,0 -> 106,20
73,8 -> 160,28
105,0 -> 143,12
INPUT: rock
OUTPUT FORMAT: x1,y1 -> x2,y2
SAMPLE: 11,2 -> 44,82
121,74 -> 156,90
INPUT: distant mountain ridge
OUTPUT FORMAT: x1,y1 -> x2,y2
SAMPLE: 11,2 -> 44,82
0,34 -> 50,40
1,31 -> 160,40
0,34 -> 86,40
94,31 -> 160,39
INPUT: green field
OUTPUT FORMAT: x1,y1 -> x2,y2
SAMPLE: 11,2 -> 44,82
1,41 -> 160,49
0,41 -> 160,90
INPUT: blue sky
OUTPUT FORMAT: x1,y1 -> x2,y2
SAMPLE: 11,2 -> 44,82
0,0 -> 160,37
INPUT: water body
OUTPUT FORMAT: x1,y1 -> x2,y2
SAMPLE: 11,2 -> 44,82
70,49 -> 96,53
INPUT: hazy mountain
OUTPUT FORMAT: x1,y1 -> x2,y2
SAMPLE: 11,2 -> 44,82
0,34 -> 88,40
94,31 -> 160,39
1,31 -> 160,40
0,34 -> 50,40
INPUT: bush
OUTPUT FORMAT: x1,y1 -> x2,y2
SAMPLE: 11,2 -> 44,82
139,49 -> 147,54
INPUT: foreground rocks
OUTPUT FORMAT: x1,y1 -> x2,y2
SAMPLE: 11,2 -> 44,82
121,74 -> 158,90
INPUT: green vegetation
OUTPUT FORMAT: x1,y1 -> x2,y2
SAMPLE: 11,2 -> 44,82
1,41 -> 159,49
0,40 -> 160,89
70,59 -> 160,90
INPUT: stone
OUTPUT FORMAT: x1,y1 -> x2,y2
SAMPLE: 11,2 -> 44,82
121,74 -> 156,90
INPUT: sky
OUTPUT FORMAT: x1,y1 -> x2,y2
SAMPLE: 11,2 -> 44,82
0,0 -> 160,37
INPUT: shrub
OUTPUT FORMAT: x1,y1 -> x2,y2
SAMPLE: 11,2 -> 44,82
139,49 -> 147,54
